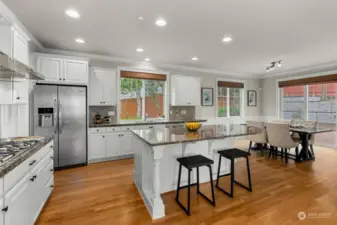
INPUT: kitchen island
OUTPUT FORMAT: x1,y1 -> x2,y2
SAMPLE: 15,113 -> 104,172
131,124 -> 260,219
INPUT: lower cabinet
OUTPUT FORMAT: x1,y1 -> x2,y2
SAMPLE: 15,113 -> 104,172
1,141 -> 54,225
88,131 -> 133,162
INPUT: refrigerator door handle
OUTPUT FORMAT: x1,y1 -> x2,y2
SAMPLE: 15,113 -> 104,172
53,99 -> 58,134
58,100 -> 63,134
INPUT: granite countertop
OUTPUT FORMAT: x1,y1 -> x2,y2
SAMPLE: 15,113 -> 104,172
89,119 -> 207,128
0,136 -> 54,178
131,124 -> 261,146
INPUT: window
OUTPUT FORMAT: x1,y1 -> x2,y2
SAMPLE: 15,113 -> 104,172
120,71 -> 166,121
280,82 -> 337,123
217,80 -> 243,117
281,85 -> 305,120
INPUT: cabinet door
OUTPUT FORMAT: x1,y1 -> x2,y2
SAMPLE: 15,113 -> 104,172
4,174 -> 33,225
0,81 -> 12,104
89,71 -> 103,105
64,60 -> 88,83
37,58 -> 62,82
106,133 -> 121,157
101,71 -> 117,105
0,198 -> 3,225
12,80 -> 29,104
12,29 -> 29,66
120,132 -> 132,154
188,77 -> 201,106
88,134 -> 106,161
172,76 -> 192,106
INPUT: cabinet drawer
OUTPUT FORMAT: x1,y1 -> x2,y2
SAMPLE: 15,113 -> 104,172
106,127 -> 118,132
89,128 -> 106,133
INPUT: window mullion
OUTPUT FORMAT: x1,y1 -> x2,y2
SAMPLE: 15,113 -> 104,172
304,85 -> 308,120
227,88 -> 230,117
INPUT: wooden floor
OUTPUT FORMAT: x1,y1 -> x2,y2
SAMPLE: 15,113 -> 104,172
36,140 -> 337,225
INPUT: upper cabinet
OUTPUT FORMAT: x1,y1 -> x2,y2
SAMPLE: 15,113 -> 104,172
35,54 -> 89,84
0,79 -> 29,105
89,68 -> 117,106
171,75 -> 201,106
0,22 -> 30,66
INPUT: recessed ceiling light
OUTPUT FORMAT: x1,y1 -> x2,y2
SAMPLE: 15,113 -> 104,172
192,57 -> 199,61
155,19 -> 167,27
136,48 -> 144,52
75,38 -> 85,44
65,9 -> 80,18
138,16 -> 144,21
144,58 -> 151,61
277,61 -> 282,67
222,36 -> 232,42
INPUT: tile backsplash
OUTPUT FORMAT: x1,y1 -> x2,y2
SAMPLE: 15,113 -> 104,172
89,105 -> 117,124
169,106 -> 196,121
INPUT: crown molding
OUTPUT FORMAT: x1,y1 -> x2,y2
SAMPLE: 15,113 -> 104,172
258,60 -> 337,79
0,1 -> 45,50
43,48 -> 256,79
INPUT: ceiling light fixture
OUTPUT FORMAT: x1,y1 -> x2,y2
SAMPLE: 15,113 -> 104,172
222,36 -> 232,42
138,16 -> 144,21
192,57 -> 199,61
65,9 -> 80,18
75,38 -> 85,44
136,48 -> 144,52
266,60 -> 282,72
155,19 -> 167,27
144,58 -> 151,61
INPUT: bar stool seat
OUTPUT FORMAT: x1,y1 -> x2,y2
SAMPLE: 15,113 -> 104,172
216,148 -> 252,198
176,154 -> 216,216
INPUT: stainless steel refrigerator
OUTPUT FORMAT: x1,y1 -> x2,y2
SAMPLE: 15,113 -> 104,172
33,84 -> 87,169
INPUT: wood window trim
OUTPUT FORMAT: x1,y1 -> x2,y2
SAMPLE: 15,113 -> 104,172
279,74 -> 337,88
217,81 -> 244,88
121,71 -> 166,81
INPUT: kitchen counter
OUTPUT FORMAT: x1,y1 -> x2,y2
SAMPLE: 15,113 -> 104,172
132,124 -> 261,146
0,136 -> 54,177
89,119 -> 207,128
132,124 -> 261,220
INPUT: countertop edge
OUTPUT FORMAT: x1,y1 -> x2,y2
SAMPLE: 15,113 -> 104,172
89,119 -> 207,128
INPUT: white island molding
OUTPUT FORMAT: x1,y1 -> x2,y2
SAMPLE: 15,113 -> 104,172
132,124 -> 259,219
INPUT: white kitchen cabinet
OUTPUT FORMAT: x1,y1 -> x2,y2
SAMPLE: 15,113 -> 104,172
171,75 -> 201,106
89,69 -> 117,106
119,132 -> 132,154
35,54 -> 88,84
88,134 -> 106,161
12,79 -> 29,104
0,81 -> 12,105
4,173 -> 32,225
0,198 -> 3,225
12,29 -> 29,66
106,133 -> 121,157
64,59 -> 88,83
36,57 -> 63,82
0,79 -> 28,105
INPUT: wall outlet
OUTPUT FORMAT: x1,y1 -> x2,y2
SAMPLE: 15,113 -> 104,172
108,111 -> 115,116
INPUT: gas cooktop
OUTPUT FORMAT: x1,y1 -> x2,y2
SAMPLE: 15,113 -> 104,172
0,139 -> 40,163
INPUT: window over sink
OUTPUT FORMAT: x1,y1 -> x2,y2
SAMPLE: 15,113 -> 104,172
216,80 -> 244,118
119,71 -> 166,121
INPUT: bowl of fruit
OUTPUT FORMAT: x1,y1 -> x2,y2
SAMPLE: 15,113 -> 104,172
185,122 -> 202,132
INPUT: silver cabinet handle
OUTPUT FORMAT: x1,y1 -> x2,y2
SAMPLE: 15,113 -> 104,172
54,99 -> 58,135
58,100 -> 63,134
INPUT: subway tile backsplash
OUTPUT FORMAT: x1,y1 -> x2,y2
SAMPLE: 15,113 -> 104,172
169,106 -> 196,121
89,105 -> 117,124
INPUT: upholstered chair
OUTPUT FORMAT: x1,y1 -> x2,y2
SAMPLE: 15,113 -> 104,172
246,121 -> 268,152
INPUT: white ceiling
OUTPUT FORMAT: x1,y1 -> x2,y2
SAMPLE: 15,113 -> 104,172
3,0 -> 337,76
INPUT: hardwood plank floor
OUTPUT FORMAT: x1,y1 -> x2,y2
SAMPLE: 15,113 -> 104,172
36,140 -> 337,225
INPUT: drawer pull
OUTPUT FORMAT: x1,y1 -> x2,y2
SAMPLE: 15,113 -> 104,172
29,160 -> 37,166
50,169 -> 54,172
118,134 -> 124,137
50,185 -> 54,188
2,206 -> 8,212
50,145 -> 53,148
30,175 -> 37,182
50,156 -> 54,159
149,126 -> 154,129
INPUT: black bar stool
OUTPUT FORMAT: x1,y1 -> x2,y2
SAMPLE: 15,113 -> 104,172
216,148 -> 252,198
175,155 -> 216,216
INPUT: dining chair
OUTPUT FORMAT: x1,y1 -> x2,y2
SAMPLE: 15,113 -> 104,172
265,123 -> 300,163
303,121 -> 318,157
246,121 -> 268,153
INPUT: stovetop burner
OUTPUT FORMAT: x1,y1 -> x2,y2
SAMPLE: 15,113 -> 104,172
0,139 -> 40,163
